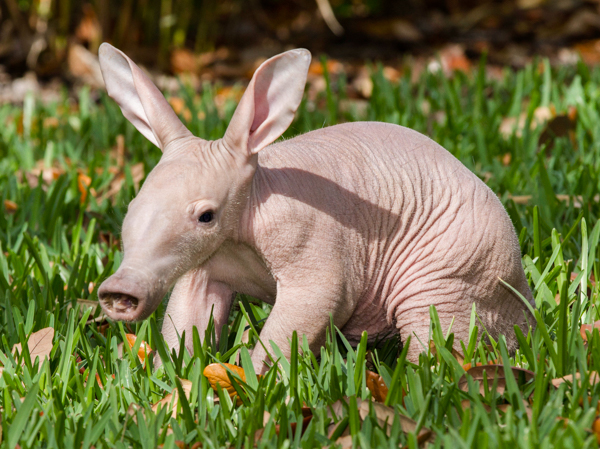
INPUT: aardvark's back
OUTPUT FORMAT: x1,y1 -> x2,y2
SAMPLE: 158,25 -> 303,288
250,121 -> 534,360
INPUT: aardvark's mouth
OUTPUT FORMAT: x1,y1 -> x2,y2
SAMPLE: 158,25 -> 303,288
99,293 -> 139,314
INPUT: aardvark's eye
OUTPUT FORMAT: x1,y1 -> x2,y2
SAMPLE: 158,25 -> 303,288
198,211 -> 214,223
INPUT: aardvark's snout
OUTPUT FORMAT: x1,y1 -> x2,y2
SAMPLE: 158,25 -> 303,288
98,272 -> 152,322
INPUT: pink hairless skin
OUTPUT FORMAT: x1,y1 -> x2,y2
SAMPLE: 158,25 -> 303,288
97,43 -> 534,373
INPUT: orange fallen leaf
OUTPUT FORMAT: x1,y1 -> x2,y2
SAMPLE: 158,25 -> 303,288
203,363 -> 247,398
438,44 -> 471,74
593,417 -> 600,444
43,117 -> 59,128
169,97 -> 185,115
77,173 -> 92,204
94,373 -> 115,389
4,199 -> 17,214
168,97 -> 192,122
171,48 -> 199,74
308,59 -> 344,77
125,333 -> 152,363
461,359 -> 499,371
365,370 -> 388,403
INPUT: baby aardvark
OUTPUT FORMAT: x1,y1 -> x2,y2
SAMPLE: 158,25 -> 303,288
97,43 -> 534,372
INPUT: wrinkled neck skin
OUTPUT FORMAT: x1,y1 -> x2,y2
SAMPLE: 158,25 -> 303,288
163,137 -> 273,297
190,140 -> 277,302
155,136 -> 260,283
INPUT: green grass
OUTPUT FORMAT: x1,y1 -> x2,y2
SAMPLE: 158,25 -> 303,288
1,57 -> 600,448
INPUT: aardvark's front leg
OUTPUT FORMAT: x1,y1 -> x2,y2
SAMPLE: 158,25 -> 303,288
250,281 -> 353,374
161,268 -> 234,358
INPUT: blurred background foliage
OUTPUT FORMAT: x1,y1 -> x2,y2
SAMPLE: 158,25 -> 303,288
4,0 -> 600,84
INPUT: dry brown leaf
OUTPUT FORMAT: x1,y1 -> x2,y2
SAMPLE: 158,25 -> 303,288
383,66 -> 402,83
352,68 -> 373,98
327,398 -> 431,441
98,162 -> 145,204
171,48 -> 199,74
359,399 -> 431,440
573,40 -> 600,66
263,410 -> 271,426
17,161 -> 65,189
499,106 -> 554,139
458,364 -> 535,396
365,370 -> 389,403
4,199 -> 17,214
112,134 -> 126,168
335,435 -> 353,448
551,371 -> 600,388
126,403 -> 142,422
571,271 -> 596,286
580,320 -> 600,341
255,407 -> 312,442
12,327 -> 54,365
539,111 -> 577,150
327,416 -> 350,439
438,44 -> 471,74
326,398 -> 346,421
125,333 -> 152,363
151,379 -> 193,418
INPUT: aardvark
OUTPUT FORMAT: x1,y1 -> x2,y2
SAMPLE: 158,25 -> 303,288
97,43 -> 534,371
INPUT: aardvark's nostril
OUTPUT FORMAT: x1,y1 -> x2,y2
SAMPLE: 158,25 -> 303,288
100,293 -> 139,313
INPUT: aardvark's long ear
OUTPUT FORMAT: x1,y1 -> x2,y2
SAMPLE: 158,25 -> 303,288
223,49 -> 311,156
98,43 -> 192,151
